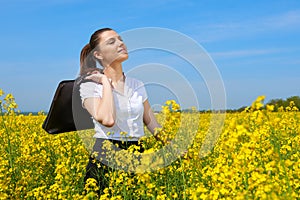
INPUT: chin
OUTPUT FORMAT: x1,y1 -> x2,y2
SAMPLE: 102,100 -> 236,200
118,54 -> 129,62
111,55 -> 128,65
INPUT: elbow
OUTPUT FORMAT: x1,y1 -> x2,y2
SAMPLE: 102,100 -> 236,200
102,118 -> 115,127
94,114 -> 115,127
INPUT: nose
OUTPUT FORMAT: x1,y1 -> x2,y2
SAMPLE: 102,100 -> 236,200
118,41 -> 124,47
118,38 -> 125,46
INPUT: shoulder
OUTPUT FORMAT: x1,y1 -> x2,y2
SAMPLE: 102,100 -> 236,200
126,76 -> 145,87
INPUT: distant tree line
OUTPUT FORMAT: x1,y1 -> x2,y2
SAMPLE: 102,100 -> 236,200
265,96 -> 300,112
197,96 -> 299,113
230,96 -> 300,113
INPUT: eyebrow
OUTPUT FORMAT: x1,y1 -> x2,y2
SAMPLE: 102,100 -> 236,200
106,38 -> 115,43
104,35 -> 122,43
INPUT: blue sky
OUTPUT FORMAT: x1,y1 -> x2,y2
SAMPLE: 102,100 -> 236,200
0,0 -> 299,111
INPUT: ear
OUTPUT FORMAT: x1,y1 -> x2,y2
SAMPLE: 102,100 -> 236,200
93,50 -> 103,60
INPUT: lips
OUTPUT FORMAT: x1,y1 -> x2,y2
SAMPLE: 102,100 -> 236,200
118,48 -> 127,53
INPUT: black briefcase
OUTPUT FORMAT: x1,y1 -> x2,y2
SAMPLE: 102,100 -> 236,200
42,77 -> 94,134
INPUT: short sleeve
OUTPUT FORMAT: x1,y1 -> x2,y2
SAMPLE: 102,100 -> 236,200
137,81 -> 148,102
79,82 -> 103,106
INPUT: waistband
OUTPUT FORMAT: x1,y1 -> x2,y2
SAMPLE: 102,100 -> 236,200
94,138 -> 141,151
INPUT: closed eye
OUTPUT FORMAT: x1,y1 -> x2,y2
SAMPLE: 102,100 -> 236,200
107,38 -> 115,45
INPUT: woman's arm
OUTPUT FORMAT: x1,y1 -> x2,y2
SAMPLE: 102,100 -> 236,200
143,99 -> 161,135
83,73 -> 116,127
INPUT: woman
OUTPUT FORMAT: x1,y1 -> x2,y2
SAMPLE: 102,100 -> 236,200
79,28 -> 161,193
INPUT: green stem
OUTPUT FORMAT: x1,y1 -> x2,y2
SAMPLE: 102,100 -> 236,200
0,105 -> 15,191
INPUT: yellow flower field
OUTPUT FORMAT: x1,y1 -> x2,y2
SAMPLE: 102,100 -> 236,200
0,89 -> 299,199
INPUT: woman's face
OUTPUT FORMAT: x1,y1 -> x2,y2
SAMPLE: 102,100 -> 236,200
95,30 -> 128,66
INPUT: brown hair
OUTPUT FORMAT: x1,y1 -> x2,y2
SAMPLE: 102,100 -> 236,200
79,28 -> 113,75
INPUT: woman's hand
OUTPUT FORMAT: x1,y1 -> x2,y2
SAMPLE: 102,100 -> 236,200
85,71 -> 111,85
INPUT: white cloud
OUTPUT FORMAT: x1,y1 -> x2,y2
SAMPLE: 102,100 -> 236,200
189,10 -> 300,42
210,48 -> 282,59
263,10 -> 300,29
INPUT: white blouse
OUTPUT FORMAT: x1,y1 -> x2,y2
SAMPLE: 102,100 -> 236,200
79,76 -> 148,141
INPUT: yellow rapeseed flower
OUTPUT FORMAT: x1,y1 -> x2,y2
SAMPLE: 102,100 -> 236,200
0,91 -> 299,199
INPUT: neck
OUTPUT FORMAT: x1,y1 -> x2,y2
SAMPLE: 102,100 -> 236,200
103,63 -> 124,83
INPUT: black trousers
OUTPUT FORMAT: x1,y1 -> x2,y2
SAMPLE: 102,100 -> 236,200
83,138 -> 143,195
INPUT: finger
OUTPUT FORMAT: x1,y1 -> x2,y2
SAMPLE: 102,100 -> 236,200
92,70 -> 100,74
85,74 -> 95,80
84,75 -> 92,79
